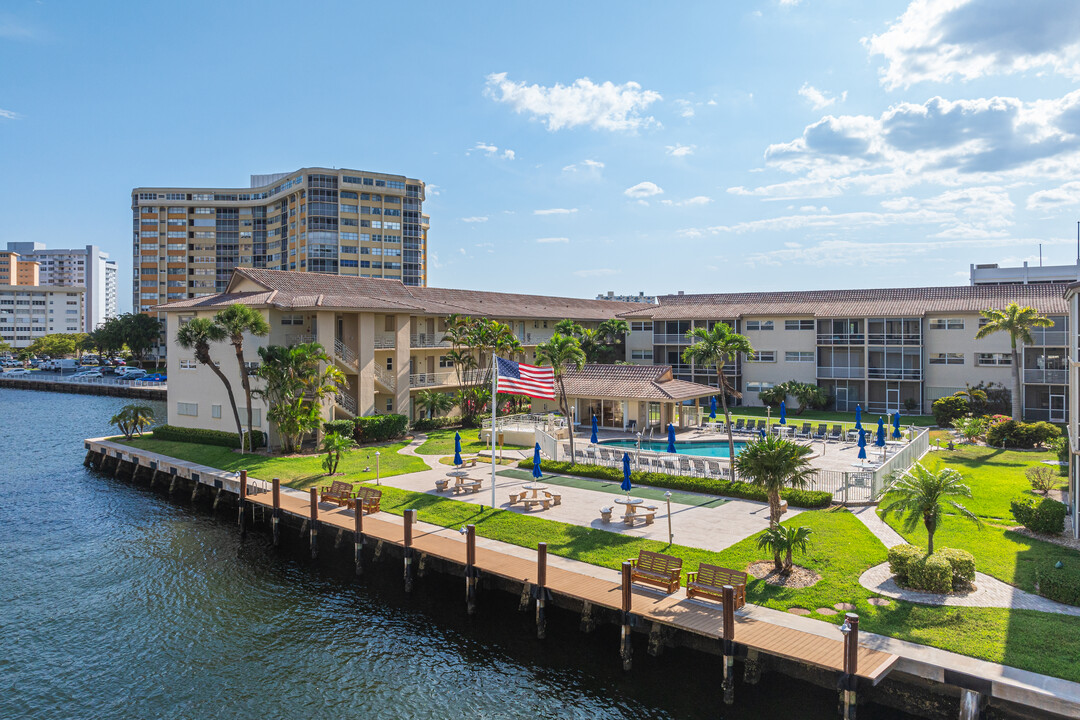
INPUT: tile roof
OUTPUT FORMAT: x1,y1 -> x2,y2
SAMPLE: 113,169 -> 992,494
618,283 -> 1070,319
560,364 -> 718,401
155,268 -> 638,320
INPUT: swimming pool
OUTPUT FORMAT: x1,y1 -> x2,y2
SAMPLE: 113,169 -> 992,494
602,439 -> 749,458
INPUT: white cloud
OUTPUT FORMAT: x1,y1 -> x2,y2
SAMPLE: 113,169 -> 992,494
745,235 -> 1066,268
665,143 -> 696,157
563,159 -> 605,173
502,149 -> 516,160
865,0 -> 1080,89
469,141 -> 516,160
798,83 -> 846,111
458,248 -> 466,255
1027,181 -> 1080,211
461,216 -> 488,223
624,181 -> 664,198
780,0 -> 802,6
0,108 -> 19,120
484,72 -> 662,132
533,208 -> 578,215
536,237 -> 570,244
662,196 -> 713,207
430,251 -> 442,269
425,183 -> 441,196
674,99 -> 695,118
573,268 -> 618,277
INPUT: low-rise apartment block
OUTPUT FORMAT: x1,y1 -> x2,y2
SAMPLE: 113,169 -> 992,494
0,250 -> 40,286
5,242 -> 118,331
0,284 -> 85,348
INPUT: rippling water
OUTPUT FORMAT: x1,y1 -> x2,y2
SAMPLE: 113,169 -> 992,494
0,389 -> 918,719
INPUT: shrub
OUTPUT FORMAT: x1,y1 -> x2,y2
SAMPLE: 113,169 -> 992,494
322,419 -> 355,437
410,416 -> 458,432
151,424 -> 265,450
1026,466 -> 1057,496
520,459 -> 833,509
354,414 -> 409,442
932,395 -> 969,427
887,544 -> 922,585
938,547 -> 976,589
907,553 -> 952,594
987,419 -> 1061,449
952,416 -> 986,442
1051,435 -> 1070,476
1011,495 -> 1067,535
1035,560 -> 1080,606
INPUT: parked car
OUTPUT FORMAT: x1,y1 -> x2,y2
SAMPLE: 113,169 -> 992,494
73,369 -> 103,379
142,373 -> 167,382
4,368 -> 31,375
119,368 -> 148,380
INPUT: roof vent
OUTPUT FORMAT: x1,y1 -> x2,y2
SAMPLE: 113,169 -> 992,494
677,290 -> 684,295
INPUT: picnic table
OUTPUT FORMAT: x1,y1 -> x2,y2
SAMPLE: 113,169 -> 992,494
614,496 -> 658,525
521,482 -> 548,498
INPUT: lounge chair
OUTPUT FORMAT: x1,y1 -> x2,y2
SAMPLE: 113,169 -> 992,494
732,419 -> 746,434
812,424 -> 828,440
706,459 -> 723,478
678,457 -> 693,476
795,422 -> 812,439
755,420 -> 768,433
663,458 -> 677,474
692,459 -> 707,477
598,448 -> 612,466
828,424 -> 843,442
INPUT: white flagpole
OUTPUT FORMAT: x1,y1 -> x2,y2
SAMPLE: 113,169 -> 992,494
491,356 -> 498,508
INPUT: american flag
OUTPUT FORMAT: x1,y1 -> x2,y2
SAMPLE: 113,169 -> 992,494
495,356 -> 556,400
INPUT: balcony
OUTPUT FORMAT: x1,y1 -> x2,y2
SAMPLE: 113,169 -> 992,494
867,368 -> 922,380
408,367 -> 486,388
653,333 -> 690,344
1024,369 -> 1068,384
410,333 -> 450,348
373,334 -> 396,349
867,333 -> 922,346
817,366 -> 865,379
817,334 -> 865,345
1030,330 -> 1068,347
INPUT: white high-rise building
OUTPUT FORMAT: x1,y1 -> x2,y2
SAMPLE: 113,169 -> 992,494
4,242 -> 118,331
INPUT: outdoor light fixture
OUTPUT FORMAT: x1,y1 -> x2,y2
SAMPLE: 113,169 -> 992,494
840,619 -> 852,636
459,526 -> 467,535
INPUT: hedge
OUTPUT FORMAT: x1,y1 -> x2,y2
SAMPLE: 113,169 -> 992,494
888,544 -> 922,585
986,419 -> 1061,449
151,424 -> 265,450
323,419 -> 355,437
1035,560 -> 1080,606
355,414 -> 409,442
888,544 -> 974,592
939,547 -> 976,589
410,417 -> 458,432
908,553 -> 952,594
520,459 -> 833,509
1011,495 -> 1067,535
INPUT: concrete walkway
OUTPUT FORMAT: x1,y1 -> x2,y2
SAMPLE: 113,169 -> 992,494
850,504 -> 906,547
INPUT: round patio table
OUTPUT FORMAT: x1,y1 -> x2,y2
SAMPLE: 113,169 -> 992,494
446,469 -> 469,478
614,496 -> 643,511
522,482 -> 548,498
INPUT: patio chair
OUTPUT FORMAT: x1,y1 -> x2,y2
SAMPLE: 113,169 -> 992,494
692,458 -> 707,477
756,420 -> 768,433
598,448 -> 612,466
732,418 -> 746,434
812,424 -> 828,440
705,459 -> 722,478
574,448 -> 585,464
795,422 -> 812,439
828,424 -> 843,442
678,457 -> 693,476
663,458 -> 678,474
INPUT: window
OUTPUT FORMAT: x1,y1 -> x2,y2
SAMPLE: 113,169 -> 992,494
976,353 -> 1011,366
930,318 -> 965,330
386,357 -> 393,371
386,398 -> 394,412
929,353 -> 964,365
280,314 -> 304,325
746,382 -> 775,392
439,355 -> 454,368
176,402 -> 198,416
750,350 -> 776,362
630,321 -> 652,332
384,315 -> 395,332
239,408 -> 262,427
784,319 -> 815,331
211,405 -> 221,419
179,359 -> 197,370
745,320 -> 773,331
785,351 -> 814,362
631,349 -> 653,360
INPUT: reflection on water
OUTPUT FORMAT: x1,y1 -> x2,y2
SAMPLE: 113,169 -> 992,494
0,389 -> 919,719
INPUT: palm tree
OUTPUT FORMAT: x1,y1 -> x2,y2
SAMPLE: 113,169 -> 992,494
734,434 -> 816,526
415,389 -> 455,420
110,403 -> 155,440
975,303 -> 1053,420
756,524 -> 814,574
877,462 -> 981,554
214,303 -> 270,450
251,343 -> 345,453
321,431 -> 357,475
536,333 -> 587,460
176,318 -> 244,441
682,324 -> 755,475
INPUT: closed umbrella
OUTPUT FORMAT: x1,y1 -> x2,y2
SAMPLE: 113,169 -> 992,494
453,432 -> 463,466
857,429 -> 867,460
875,417 -> 886,447
709,395 -> 717,420
855,405 -> 863,432
892,411 -> 902,440
532,442 -> 543,480
667,423 -> 677,454
591,414 -> 598,444
759,428 -> 767,439
621,453 -> 632,497
779,401 -> 787,425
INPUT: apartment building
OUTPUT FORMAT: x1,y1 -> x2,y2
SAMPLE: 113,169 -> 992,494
619,284 -> 1070,421
971,260 -> 1080,285
5,242 -> 118,331
0,250 -> 40,285
0,284 -> 85,348
156,269 -> 636,439
131,167 -> 428,316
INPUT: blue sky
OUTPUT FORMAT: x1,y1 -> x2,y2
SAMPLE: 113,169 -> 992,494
4,0 -> 1080,313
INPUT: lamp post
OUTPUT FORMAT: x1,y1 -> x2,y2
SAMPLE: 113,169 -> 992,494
375,450 -> 381,485
664,491 -> 673,545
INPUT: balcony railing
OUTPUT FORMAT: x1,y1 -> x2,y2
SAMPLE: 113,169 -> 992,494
285,334 -> 316,346
410,333 -> 450,348
373,335 -> 396,349
817,334 -> 865,345
409,368 -> 487,388
653,333 -> 691,344
335,390 -> 358,415
334,338 -> 359,370
817,366 -> 865,379
866,333 -> 922,346
374,364 -> 395,390
867,368 -> 922,380
1030,330 -> 1068,346
1024,368 -> 1068,384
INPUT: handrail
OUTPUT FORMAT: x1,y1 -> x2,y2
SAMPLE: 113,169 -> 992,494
333,338 -> 359,369
335,390 -> 358,416
373,364 -> 395,390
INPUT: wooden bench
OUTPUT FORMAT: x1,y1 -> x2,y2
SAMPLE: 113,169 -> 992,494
685,564 -> 747,608
320,480 -> 354,506
349,487 -> 381,515
600,506 -> 613,523
628,550 -> 682,594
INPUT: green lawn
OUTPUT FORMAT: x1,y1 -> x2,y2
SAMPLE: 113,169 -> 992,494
415,427 -> 528,456
918,445 -> 1054,520
117,435 -> 429,490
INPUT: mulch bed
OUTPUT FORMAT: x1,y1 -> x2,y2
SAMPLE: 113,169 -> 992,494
747,560 -> 821,588
1011,526 -> 1080,550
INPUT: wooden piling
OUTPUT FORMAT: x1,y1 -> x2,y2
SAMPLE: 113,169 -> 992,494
536,542 -> 547,639
841,613 -> 859,720
722,584 -> 736,705
238,470 -> 248,540
112,455 -> 124,478
83,450 -> 93,467
620,561 -> 633,671
309,487 -> 318,559
465,524 -> 477,615
353,496 -> 364,575
403,509 -> 416,592
271,478 -> 281,547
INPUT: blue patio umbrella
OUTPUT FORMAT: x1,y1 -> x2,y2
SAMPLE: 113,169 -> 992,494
855,405 -> 863,432
532,442 -> 543,479
759,428 -> 767,439
857,429 -> 867,460
621,453 -> 633,495
779,401 -> 787,425
453,432 -> 463,466
892,411 -> 902,440
590,414 -> 599,444
875,417 -> 886,447
709,395 -> 717,420
667,423 -> 677,453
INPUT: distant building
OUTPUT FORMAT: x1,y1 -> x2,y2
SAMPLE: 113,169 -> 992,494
596,291 -> 657,304
0,250 -> 40,286
0,284 -> 85,349
970,261 -> 1080,285
5,242 -> 118,331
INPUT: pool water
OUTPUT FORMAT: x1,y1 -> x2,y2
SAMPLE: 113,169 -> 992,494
602,439 -> 749,458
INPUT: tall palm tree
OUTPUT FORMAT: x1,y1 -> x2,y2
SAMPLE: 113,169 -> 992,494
877,462 -> 981,554
756,524 -> 814,574
536,333 -> 587,461
251,342 -> 344,453
415,389 -> 455,420
975,303 -> 1053,420
682,324 -> 755,475
214,303 -> 270,449
176,318 -> 243,440
734,434 -> 816,526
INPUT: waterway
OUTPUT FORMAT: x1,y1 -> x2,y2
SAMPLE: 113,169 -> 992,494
0,389 -> 920,719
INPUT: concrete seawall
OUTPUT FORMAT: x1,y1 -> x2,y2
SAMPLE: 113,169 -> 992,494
0,377 -> 165,400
